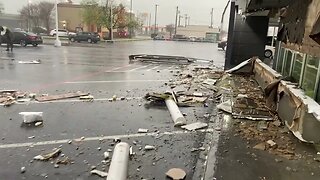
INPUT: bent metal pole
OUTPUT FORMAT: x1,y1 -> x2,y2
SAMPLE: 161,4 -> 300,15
107,142 -> 130,180
165,98 -> 187,126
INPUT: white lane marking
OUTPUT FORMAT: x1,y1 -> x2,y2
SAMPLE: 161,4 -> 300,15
128,64 -> 152,72
0,97 -> 144,106
0,129 -> 214,149
64,80 -> 167,84
147,65 -> 161,71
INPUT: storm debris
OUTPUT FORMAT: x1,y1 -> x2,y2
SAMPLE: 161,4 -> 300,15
253,143 -> 266,151
166,168 -> 186,180
79,95 -> 94,101
18,60 -> 41,64
181,122 -> 208,131
91,169 -> 108,178
217,100 -> 232,114
104,152 -> 110,159
138,128 -> 149,133
19,112 -> 43,124
35,92 -> 89,102
144,145 -> 156,151
33,148 -> 62,161
20,167 -> 26,174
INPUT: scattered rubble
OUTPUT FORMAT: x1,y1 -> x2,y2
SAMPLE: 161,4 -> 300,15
79,95 -> 94,101
19,112 -> 43,124
217,100 -> 232,114
166,168 -> 186,180
35,92 -> 89,102
138,128 -> 149,133
144,145 -> 156,151
104,152 -> 110,159
18,60 -> 41,64
20,167 -> 26,174
33,148 -> 61,161
91,169 -> 108,178
181,122 -> 208,131
35,121 -> 43,127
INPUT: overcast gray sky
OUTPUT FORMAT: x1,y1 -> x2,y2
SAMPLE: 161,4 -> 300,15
1,0 -> 229,28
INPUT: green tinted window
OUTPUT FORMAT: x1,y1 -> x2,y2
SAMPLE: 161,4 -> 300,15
291,53 -> 304,83
276,47 -> 285,72
302,55 -> 319,98
283,50 -> 293,76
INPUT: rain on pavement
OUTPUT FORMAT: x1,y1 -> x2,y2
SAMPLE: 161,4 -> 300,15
0,41 -> 225,179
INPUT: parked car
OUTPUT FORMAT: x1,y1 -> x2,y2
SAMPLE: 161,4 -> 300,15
69,32 -> 100,43
153,35 -> 165,40
264,36 -> 276,58
0,31 -> 43,47
172,34 -> 189,41
50,29 -> 69,37
218,40 -> 227,50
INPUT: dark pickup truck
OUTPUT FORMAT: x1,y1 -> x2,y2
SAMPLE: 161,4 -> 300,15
69,32 -> 100,43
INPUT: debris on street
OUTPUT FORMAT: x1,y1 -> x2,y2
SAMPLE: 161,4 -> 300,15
18,60 -> 41,64
217,100 -> 232,114
166,168 -> 186,180
91,169 -> 108,178
104,152 -> 110,159
35,121 -> 43,127
79,95 -> 94,101
33,148 -> 62,161
19,112 -> 43,124
107,142 -> 129,180
181,122 -> 208,131
144,145 -> 156,151
20,167 -> 26,174
137,128 -> 149,133
35,92 -> 89,102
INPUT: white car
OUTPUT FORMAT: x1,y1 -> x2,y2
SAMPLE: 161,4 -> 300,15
264,45 -> 275,58
50,29 -> 69,37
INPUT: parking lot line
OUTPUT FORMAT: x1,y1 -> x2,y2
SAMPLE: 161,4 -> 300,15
128,64 -> 153,72
0,129 -> 214,149
64,79 -> 167,84
147,65 -> 161,71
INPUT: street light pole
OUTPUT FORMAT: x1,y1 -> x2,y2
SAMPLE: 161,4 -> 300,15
27,0 -> 30,32
210,8 -> 214,28
174,6 -> 178,35
54,0 -> 61,47
154,4 -> 158,34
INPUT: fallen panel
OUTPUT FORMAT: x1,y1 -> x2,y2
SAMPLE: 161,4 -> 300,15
181,122 -> 208,131
35,92 -> 89,102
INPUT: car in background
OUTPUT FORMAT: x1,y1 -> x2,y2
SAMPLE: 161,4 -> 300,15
50,29 -> 69,37
68,32 -> 100,43
0,31 -> 43,47
264,36 -> 277,58
172,34 -> 189,41
153,35 -> 165,40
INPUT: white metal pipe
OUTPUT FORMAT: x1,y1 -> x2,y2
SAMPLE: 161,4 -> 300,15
106,142 -> 130,180
165,98 -> 187,126
54,0 -> 61,47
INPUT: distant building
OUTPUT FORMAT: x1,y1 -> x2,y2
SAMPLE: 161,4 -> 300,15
176,25 -> 219,38
0,14 -> 23,30
57,3 -> 90,32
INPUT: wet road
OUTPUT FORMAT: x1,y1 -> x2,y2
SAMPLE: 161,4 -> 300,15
0,41 -> 225,179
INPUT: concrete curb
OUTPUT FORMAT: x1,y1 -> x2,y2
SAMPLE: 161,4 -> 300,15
107,142 -> 130,180
165,98 -> 187,126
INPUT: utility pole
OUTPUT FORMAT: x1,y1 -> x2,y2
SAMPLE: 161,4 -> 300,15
148,13 -> 151,35
210,8 -> 214,28
54,0 -> 61,47
174,6 -> 179,35
184,14 -> 188,27
154,4 -> 158,34
27,0 -> 31,32
188,16 -> 190,26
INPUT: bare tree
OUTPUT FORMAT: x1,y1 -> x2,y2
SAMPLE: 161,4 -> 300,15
0,1 -> 4,14
39,2 -> 54,33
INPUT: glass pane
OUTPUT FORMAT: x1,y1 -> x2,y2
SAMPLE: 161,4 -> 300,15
283,50 -> 293,76
291,53 -> 304,83
302,55 -> 319,98
276,48 -> 285,72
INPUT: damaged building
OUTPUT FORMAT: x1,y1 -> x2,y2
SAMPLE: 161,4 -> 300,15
226,0 -> 320,143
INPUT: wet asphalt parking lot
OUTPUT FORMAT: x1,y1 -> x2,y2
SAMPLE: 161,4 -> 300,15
0,41 -> 225,179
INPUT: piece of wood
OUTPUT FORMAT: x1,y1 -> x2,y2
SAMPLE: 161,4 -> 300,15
35,92 -> 89,102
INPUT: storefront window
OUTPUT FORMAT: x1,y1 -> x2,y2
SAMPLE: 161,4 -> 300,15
283,50 -> 293,76
291,52 -> 305,83
302,55 -> 320,98
276,47 -> 285,73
